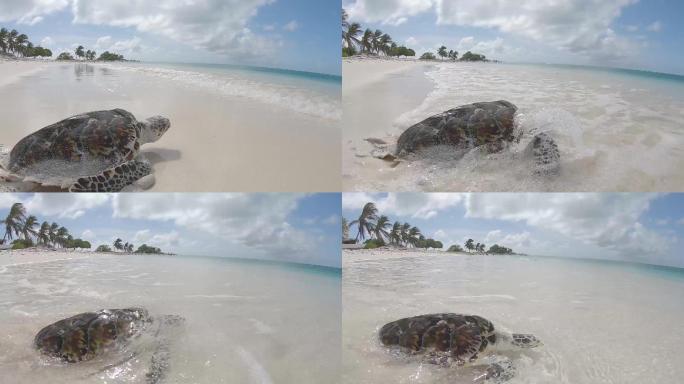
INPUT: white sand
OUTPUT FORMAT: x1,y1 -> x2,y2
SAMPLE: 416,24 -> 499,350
0,249 -> 93,268
0,61 -> 340,192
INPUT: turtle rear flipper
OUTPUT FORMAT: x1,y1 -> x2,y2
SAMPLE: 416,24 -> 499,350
146,315 -> 185,384
69,159 -> 152,192
526,132 -> 560,176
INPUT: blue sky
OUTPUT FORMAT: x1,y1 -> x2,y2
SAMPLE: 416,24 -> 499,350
343,0 -> 684,75
0,0 -> 340,75
343,193 -> 684,268
0,193 -> 341,268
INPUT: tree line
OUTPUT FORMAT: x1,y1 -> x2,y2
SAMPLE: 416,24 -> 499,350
56,45 -> 125,62
1,202 -> 165,254
343,202 -> 443,249
342,9 -> 415,58
447,239 -> 514,255
420,46 -> 488,62
0,27 -> 52,58
1,203 -> 90,250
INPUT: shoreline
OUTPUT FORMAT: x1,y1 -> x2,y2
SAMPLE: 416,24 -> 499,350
0,248 -> 138,268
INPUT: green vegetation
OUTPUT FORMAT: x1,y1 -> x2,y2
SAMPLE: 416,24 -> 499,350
488,244 -> 514,254
447,244 -> 464,252
56,52 -> 74,61
421,47 -> 489,62
420,52 -> 436,60
0,202 -> 165,255
460,51 -> 487,62
0,203 -> 88,249
341,8 -> 415,58
97,51 -> 125,61
345,202 -> 442,249
95,244 -> 112,252
0,27 -> 52,58
135,244 -> 163,254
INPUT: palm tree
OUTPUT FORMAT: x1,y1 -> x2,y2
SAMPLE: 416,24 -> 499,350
7,29 -> 18,54
379,33 -> 392,55
56,226 -> 69,248
373,215 -> 391,243
0,28 -> 8,53
75,45 -> 84,59
113,238 -> 123,251
2,203 -> 26,243
438,45 -> 448,60
126,243 -> 134,253
465,238 -> 474,253
38,222 -> 50,246
21,215 -> 39,241
361,29 -> 373,54
408,226 -> 421,247
49,222 -> 59,247
390,222 -> 401,246
343,22 -> 362,53
349,202 -> 378,242
400,222 -> 411,246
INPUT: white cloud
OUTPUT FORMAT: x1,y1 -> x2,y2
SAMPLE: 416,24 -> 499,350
345,0 -> 639,61
646,21 -> 662,32
283,20 -> 299,32
263,24 -> 276,31
71,0 -> 278,59
81,229 -> 95,239
93,35 -> 112,50
484,229 -> 531,248
405,36 -> 418,46
346,0 -> 433,26
343,193 -> 463,220
464,194 -> 666,256
457,36 -> 474,49
108,36 -> 142,54
23,194 -> 110,219
0,0 -> 69,24
133,229 -> 152,243
148,230 -> 181,248
40,36 -> 54,46
111,193 -> 315,258
626,25 -> 639,32
323,214 -> 340,225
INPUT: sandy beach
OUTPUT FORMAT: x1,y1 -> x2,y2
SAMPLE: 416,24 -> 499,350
0,59 -> 52,88
342,59 -> 684,192
0,248 -> 95,268
343,248 -> 684,383
0,61 -> 341,192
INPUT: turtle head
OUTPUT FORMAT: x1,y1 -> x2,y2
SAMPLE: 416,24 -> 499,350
140,115 -> 170,144
511,333 -> 542,348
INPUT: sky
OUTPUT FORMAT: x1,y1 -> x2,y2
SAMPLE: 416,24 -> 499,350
0,0 -> 341,75
0,193 -> 342,268
343,0 -> 684,75
343,193 -> 684,268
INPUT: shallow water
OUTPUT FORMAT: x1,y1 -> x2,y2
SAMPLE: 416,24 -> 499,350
0,255 -> 341,383
342,251 -> 684,383
343,63 -> 684,192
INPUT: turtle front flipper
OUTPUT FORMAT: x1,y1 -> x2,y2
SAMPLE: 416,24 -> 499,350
484,357 -> 516,383
69,159 -> 152,192
450,322 -> 483,363
526,132 -> 560,176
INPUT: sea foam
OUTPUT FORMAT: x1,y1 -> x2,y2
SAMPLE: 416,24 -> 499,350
107,64 -> 341,121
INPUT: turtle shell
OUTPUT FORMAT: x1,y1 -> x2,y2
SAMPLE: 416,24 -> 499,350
379,313 -> 497,362
34,308 -> 150,363
396,101 -> 518,155
4,109 -> 141,180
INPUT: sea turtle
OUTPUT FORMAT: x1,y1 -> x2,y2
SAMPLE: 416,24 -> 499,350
379,313 -> 542,383
372,100 -> 561,175
34,307 -> 184,383
0,109 -> 170,192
